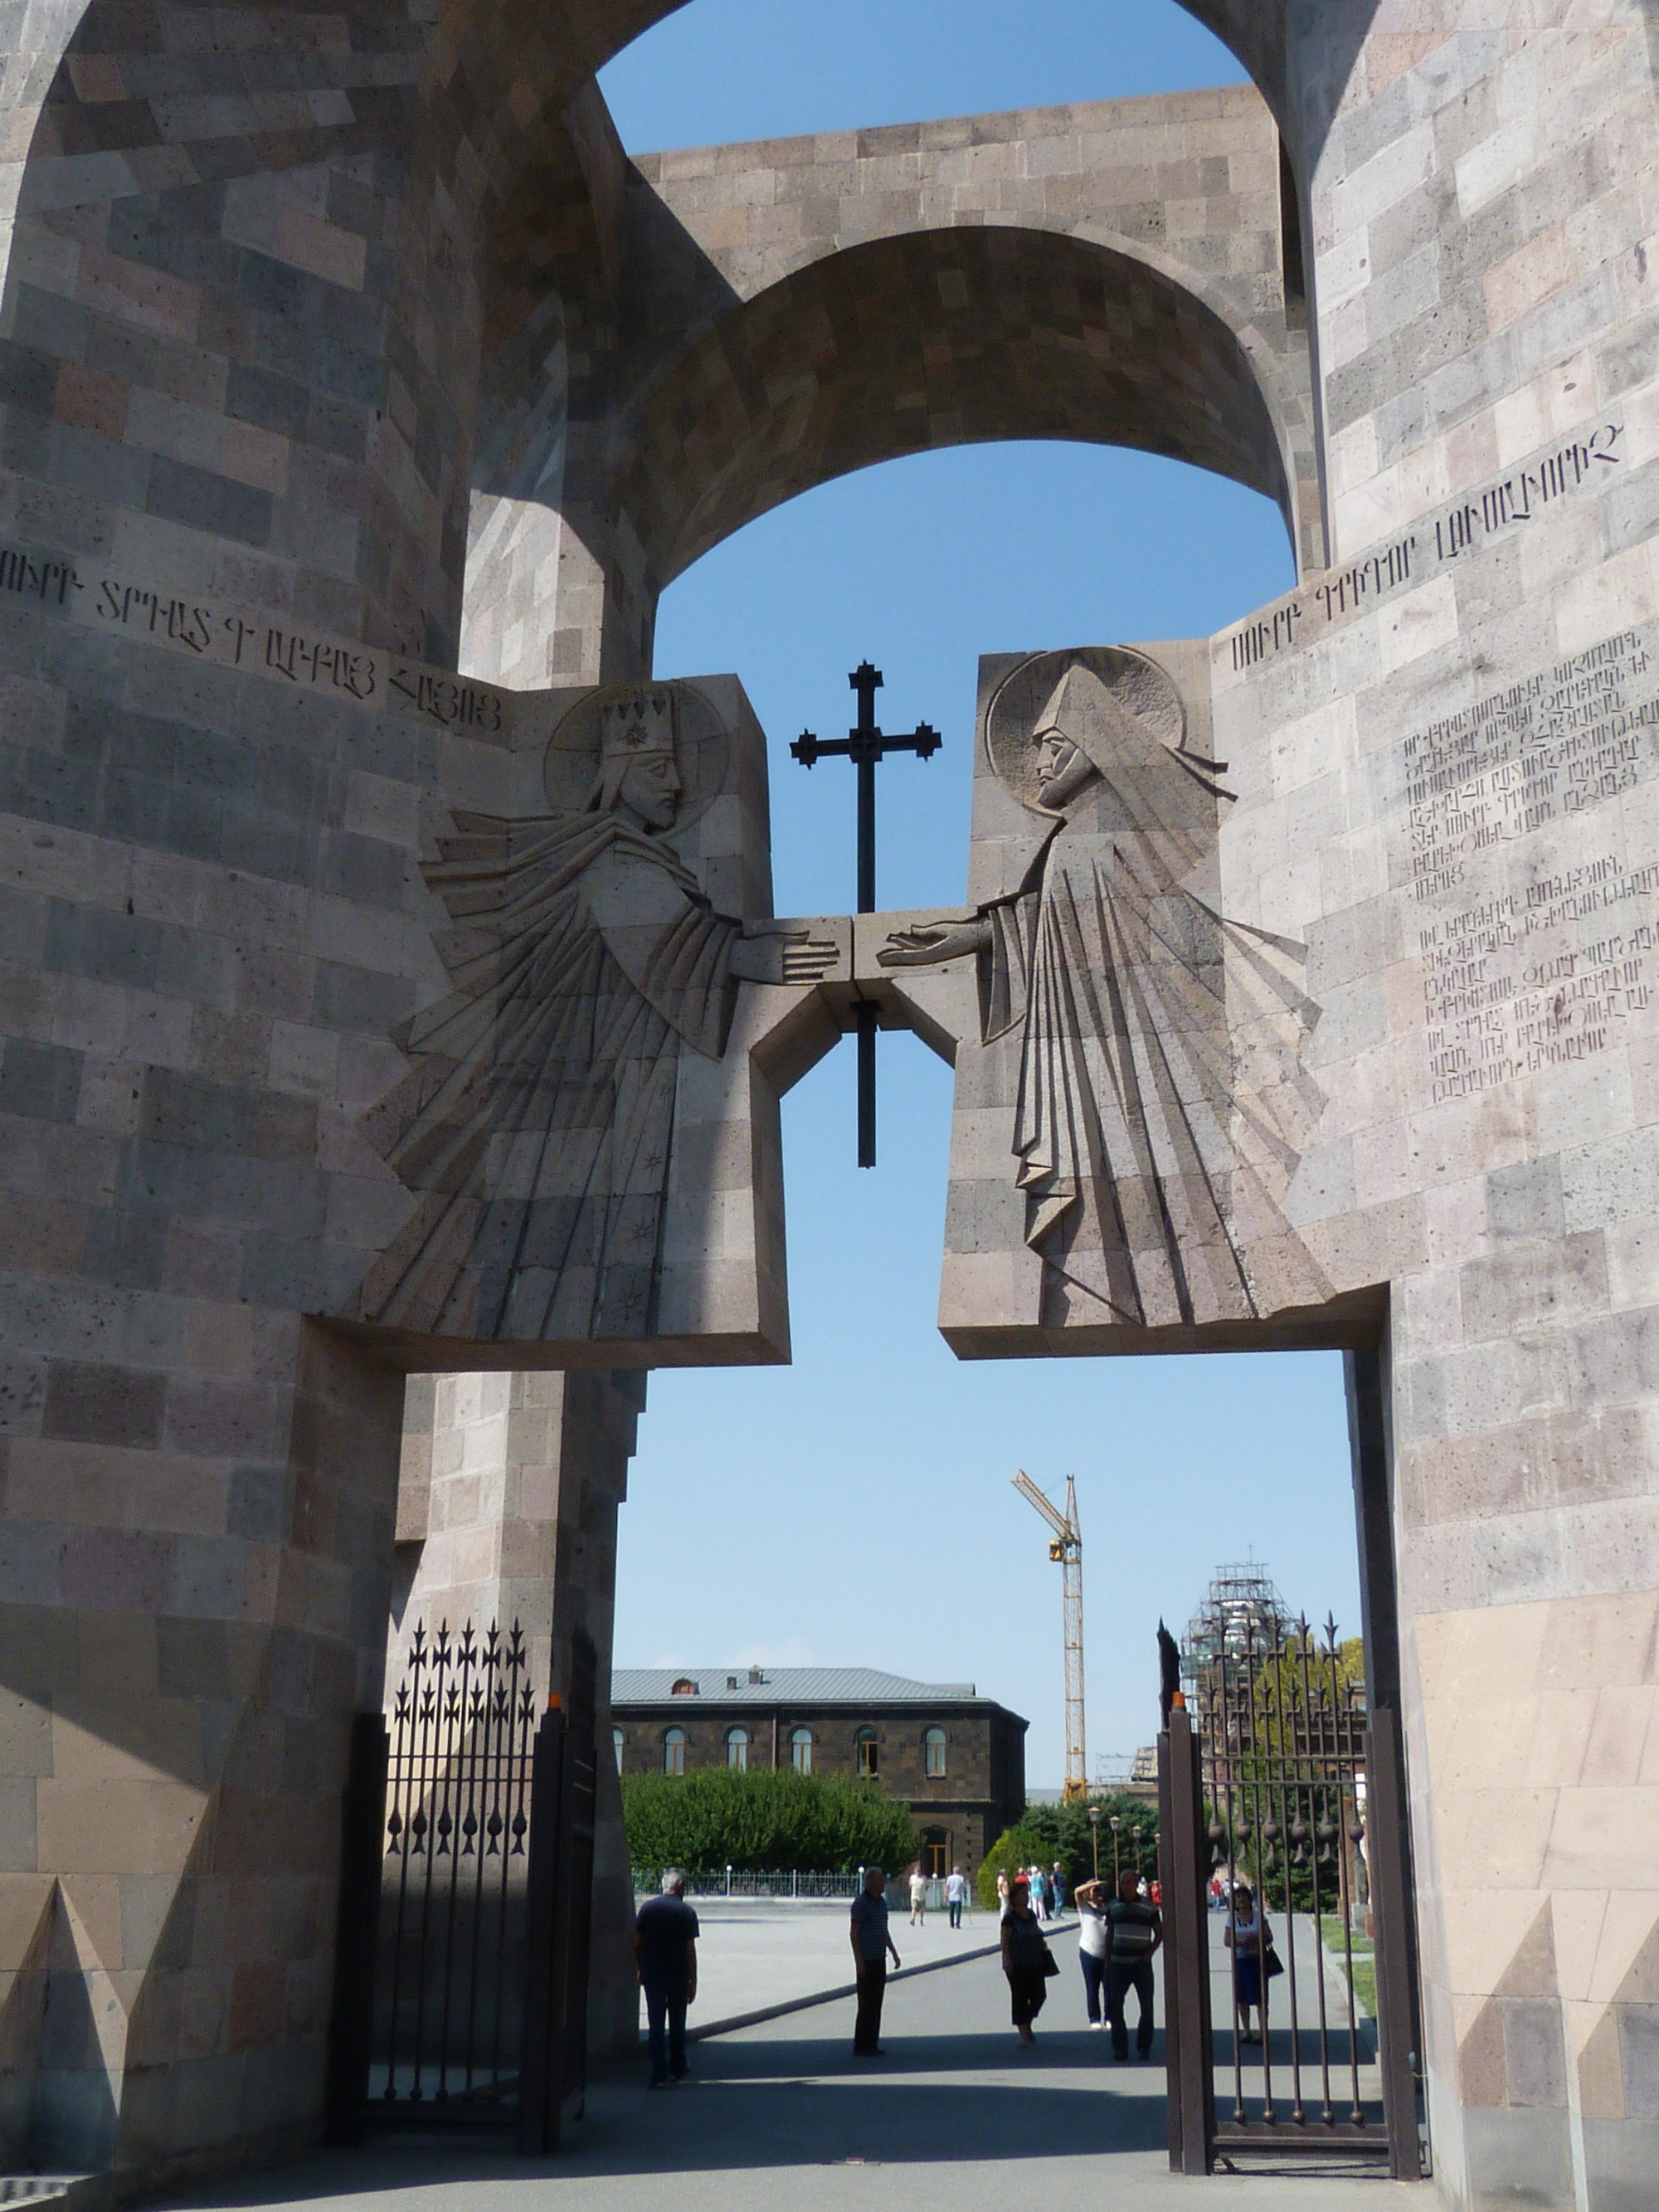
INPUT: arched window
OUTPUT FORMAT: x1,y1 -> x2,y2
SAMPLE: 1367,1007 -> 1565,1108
924,1727 -> 947,1779
612,1725 -> 625,1773
726,1726 -> 748,1771
791,1726 -> 813,1776
664,1726 -> 686,1776
856,1727 -> 878,1778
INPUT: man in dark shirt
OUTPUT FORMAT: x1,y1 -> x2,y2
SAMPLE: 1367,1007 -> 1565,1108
1104,1867 -> 1164,2061
635,1869 -> 699,2087
849,1866 -> 902,2055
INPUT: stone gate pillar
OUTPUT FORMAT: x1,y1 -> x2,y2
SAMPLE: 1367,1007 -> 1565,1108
390,1369 -> 644,2058
0,1323 -> 405,2177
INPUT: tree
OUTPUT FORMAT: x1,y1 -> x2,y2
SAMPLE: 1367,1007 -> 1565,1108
975,1825 -> 1050,1910
976,1791 -> 1160,1907
1208,1631 -> 1367,1917
622,1766 -> 918,1876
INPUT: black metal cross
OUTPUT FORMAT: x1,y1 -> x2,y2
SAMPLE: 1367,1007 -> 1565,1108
791,661 -> 941,1167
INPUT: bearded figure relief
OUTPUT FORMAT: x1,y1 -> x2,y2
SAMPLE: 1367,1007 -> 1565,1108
358,685 -> 832,1344
883,647 -> 1326,1333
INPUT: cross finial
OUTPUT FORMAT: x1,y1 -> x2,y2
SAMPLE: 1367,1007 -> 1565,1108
851,660 -> 882,729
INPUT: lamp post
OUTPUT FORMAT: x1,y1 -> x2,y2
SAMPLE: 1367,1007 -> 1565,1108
1110,1814 -> 1122,1886
1088,1805 -> 1101,1883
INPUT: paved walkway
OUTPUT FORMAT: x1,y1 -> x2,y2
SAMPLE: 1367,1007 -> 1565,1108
1202,1912 -> 1382,2125
167,1945 -> 1417,2212
669,1897 -> 1005,2031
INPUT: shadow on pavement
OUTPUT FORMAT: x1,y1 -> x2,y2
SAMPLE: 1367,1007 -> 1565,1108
692,2028 -> 1136,2080
158,2029 -> 1170,2203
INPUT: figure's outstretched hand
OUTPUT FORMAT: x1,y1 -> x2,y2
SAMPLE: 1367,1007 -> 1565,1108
729,924 -> 840,985
878,918 -> 990,967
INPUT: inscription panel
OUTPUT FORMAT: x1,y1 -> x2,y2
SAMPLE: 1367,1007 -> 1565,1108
0,540 -> 509,736
1220,417 -> 1625,679
1403,626 -> 1659,1102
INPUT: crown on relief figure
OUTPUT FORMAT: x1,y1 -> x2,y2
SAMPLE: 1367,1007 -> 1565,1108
599,689 -> 675,758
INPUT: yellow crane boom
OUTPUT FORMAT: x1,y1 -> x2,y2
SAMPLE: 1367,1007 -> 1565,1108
1014,1469 -> 1086,1800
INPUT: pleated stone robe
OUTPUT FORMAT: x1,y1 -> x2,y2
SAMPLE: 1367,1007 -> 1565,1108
357,808 -> 740,1342
979,665 -> 1320,1332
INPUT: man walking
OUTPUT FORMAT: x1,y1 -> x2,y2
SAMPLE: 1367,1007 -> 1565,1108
850,1866 -> 902,2055
945,1864 -> 969,1930
1050,1862 -> 1068,1917
635,1869 -> 699,2088
1104,1865 -> 1163,2061
908,1862 -> 929,1926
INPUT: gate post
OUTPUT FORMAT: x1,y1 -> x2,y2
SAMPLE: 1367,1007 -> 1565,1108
325,1712 -> 389,2145
1158,1727 -> 1184,2171
518,1700 -> 567,2153
1162,1706 -> 1215,2175
1366,1707 -> 1425,2180
518,1629 -> 599,2153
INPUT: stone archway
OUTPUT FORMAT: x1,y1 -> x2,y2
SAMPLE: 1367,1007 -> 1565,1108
1,2 -> 1657,2202
619,221 -> 1299,598
463,81 -> 1321,688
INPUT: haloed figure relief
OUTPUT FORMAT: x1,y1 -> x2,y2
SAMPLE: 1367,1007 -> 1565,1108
358,685 -> 834,1343
882,648 -> 1326,1332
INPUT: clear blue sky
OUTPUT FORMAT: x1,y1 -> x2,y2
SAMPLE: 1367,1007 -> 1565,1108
600,3 -> 1361,1790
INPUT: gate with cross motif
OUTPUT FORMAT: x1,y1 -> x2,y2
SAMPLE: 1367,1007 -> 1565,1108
324,1619 -> 597,2150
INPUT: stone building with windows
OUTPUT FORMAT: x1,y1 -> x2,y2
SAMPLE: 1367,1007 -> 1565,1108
611,1668 -> 1027,1874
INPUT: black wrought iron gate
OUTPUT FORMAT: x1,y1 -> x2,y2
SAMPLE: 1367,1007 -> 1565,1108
1159,1617 -> 1424,2179
325,1620 -> 598,2150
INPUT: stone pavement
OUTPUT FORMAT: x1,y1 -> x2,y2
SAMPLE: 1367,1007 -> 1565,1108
164,1946 -> 1414,2212
668,1896 -> 1005,2032
1200,1912 -> 1383,2122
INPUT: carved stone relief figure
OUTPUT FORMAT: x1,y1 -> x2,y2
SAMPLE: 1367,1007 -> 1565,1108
358,684 -> 834,1343
883,647 -> 1324,1332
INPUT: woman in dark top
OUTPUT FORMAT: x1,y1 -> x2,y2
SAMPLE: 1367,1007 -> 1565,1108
1000,1876 -> 1051,2046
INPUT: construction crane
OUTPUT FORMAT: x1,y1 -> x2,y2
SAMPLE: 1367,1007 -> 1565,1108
1014,1469 -> 1087,1800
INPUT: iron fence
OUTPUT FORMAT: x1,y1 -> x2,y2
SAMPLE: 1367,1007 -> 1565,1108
372,1620 -> 538,2117
1161,1616 -> 1423,2179
328,1617 -> 596,2147
1204,1616 -> 1379,2141
631,1868 -> 872,1900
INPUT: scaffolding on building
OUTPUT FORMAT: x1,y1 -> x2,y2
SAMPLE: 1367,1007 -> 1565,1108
1180,1558 -> 1289,1733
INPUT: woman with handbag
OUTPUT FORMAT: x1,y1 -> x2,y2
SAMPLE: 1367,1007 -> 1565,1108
1001,1876 -> 1058,2046
1224,1881 -> 1272,2045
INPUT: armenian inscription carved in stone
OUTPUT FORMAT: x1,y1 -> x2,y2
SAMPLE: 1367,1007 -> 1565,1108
1223,417 -> 1623,675
0,535 -> 508,730
1408,626 -> 1659,1103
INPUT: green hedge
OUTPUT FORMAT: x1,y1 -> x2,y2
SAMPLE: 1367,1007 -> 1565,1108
976,1792 -> 1161,1908
622,1765 -> 918,1876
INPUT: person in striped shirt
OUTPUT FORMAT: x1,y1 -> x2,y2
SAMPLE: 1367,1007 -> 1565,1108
1103,1868 -> 1164,2061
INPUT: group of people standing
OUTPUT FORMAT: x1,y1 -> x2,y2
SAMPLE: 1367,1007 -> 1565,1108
1024,1861 -> 1067,1918
635,1856 -> 1178,2087
859,1859 -> 1165,2058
